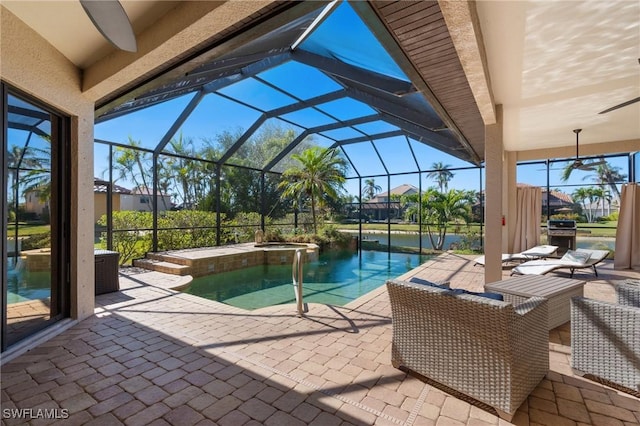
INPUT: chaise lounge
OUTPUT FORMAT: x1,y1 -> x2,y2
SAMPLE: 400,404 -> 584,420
386,278 -> 549,420
473,245 -> 558,266
511,248 -> 609,277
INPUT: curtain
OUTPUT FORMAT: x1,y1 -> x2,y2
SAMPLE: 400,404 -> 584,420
512,186 -> 542,253
614,183 -> 640,270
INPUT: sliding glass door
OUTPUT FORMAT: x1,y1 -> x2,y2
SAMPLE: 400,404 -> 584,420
2,83 -> 69,351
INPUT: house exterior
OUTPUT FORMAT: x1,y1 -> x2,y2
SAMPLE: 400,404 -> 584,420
368,184 -> 418,203
121,186 -> 173,214
23,188 -> 49,219
346,184 -> 418,222
94,180 -> 173,223
93,178 -> 129,223
542,189 -> 574,214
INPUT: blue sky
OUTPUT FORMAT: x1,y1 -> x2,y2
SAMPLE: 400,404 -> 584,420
93,0 -> 632,202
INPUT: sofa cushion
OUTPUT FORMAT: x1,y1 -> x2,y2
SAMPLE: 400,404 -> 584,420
409,277 -> 447,289
450,288 -> 504,301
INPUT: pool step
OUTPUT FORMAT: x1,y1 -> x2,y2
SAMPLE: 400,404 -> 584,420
133,258 -> 191,276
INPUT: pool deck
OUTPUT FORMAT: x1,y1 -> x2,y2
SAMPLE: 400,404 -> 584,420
2,252 -> 639,425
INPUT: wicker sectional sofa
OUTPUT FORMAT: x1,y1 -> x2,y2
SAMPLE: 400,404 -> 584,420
386,279 -> 549,420
571,280 -> 640,395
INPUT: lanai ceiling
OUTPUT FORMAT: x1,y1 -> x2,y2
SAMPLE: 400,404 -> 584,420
3,0 -> 639,163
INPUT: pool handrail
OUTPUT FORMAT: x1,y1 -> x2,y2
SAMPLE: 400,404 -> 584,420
292,248 -> 305,316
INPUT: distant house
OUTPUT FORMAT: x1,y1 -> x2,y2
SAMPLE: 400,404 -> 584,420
542,188 -> 574,213
368,184 -> 418,203
346,184 -> 418,222
94,179 -> 131,223
24,187 -> 49,219
473,184 -> 575,220
121,186 -> 173,214
93,179 -> 173,223
23,180 -> 177,223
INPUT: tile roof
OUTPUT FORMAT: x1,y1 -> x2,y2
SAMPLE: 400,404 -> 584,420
93,178 -> 131,194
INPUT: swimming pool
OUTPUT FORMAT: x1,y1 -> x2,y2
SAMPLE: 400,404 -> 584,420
182,249 -> 429,310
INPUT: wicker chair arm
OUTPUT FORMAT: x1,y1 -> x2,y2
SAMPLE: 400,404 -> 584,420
571,296 -> 640,393
616,280 -> 640,307
513,296 -> 548,317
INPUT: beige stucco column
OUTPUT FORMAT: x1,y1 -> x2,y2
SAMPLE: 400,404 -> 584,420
484,105 -> 504,283
1,7 -> 96,320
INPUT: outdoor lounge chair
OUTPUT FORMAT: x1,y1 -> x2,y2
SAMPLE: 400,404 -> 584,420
473,245 -> 558,266
511,248 -> 609,277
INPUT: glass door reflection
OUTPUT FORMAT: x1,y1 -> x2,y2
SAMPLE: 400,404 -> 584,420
5,92 -> 59,348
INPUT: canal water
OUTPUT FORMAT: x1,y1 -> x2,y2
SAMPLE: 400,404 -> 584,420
346,231 -> 615,251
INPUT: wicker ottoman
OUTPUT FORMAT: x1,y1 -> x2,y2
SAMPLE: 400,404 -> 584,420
95,249 -> 120,295
485,275 -> 585,329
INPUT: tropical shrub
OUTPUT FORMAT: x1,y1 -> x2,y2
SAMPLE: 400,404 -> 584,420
21,232 -> 51,250
401,188 -> 475,250
454,229 -> 481,252
157,210 -> 219,250
98,211 -> 152,264
597,211 -> 619,222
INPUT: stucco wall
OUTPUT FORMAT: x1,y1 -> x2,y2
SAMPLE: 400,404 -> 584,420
1,6 -> 95,320
94,193 -> 122,224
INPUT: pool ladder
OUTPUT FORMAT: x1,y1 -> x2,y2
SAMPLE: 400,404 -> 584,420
292,249 -> 307,316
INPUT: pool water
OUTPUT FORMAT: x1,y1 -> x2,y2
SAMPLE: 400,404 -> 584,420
6,270 -> 51,304
183,249 -> 429,310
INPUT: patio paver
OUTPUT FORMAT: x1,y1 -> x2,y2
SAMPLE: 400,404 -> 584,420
2,252 -> 639,425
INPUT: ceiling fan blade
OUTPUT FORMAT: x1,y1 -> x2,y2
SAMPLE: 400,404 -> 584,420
577,160 -> 607,171
80,0 -> 137,52
577,164 -> 595,171
598,96 -> 640,114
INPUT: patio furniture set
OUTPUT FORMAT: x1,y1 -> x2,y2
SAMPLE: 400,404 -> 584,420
386,276 -> 640,420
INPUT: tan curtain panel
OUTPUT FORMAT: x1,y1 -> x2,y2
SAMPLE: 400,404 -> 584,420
614,183 -> 640,270
512,186 -> 542,253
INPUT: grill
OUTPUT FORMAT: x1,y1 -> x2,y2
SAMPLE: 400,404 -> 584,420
547,219 -> 577,255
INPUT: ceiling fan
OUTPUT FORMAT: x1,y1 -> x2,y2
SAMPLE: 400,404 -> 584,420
598,59 -> 640,114
80,0 -> 137,52
568,129 -> 607,171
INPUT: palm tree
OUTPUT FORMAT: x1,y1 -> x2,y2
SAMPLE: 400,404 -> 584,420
165,133 -> 199,209
401,188 -> 474,250
426,162 -> 454,193
593,162 -> 626,201
561,159 -> 626,201
278,147 -> 347,233
572,187 -> 600,223
112,138 -> 152,204
362,178 -> 382,201
17,139 -> 53,204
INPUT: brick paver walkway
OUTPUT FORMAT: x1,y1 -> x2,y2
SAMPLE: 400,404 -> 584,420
2,252 -> 639,425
